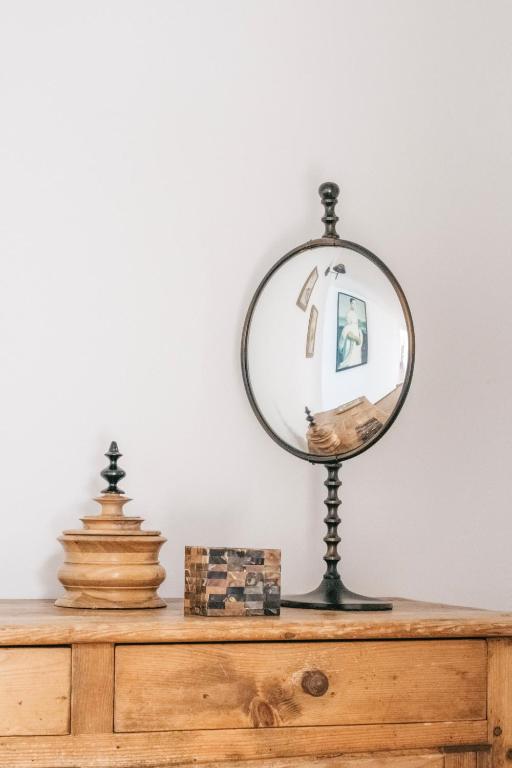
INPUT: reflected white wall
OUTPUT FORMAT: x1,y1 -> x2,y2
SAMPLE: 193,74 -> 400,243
248,253 -> 320,449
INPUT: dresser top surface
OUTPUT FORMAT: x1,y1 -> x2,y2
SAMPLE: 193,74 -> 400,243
0,597 -> 511,644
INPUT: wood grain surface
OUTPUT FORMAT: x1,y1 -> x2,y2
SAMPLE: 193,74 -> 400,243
0,597 -> 511,645
0,599 -> 506,768
71,643 -> 114,734
114,640 -> 487,732
487,638 -> 512,767
160,756 -> 446,768
0,721 -> 487,768
0,646 -> 70,736
168,755 -> 484,768
444,754 -> 477,767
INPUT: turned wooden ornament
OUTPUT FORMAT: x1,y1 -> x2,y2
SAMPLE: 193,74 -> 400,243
305,407 -> 342,455
55,442 -> 166,609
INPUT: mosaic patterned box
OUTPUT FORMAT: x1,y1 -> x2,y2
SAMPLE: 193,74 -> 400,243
184,546 -> 281,616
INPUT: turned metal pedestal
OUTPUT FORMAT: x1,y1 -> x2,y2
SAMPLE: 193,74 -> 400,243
281,462 -> 392,611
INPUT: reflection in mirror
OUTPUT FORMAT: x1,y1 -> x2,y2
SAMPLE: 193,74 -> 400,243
246,245 -> 411,460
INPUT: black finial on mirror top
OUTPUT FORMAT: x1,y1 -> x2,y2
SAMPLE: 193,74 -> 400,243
319,181 -> 340,238
305,406 -> 316,427
100,441 -> 126,494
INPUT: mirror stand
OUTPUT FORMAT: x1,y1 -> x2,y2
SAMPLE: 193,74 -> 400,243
280,461 -> 392,611
242,182 -> 414,612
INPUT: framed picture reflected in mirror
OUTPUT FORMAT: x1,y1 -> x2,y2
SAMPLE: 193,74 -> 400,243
336,292 -> 368,372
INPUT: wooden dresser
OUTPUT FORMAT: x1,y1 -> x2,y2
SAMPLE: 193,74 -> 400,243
1,598 -> 512,768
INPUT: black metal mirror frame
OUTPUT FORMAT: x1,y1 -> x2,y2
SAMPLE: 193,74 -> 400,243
241,236 -> 415,465
240,183 -> 415,611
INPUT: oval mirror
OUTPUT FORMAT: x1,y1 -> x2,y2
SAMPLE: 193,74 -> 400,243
241,183 -> 415,611
242,186 -> 414,465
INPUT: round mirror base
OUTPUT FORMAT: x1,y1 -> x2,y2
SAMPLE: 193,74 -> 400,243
281,578 -> 392,611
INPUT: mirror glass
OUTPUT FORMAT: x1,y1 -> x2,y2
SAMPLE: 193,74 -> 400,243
244,243 -> 414,461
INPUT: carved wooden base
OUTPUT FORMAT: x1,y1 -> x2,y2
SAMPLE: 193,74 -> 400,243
54,593 -> 166,610
56,494 -> 166,610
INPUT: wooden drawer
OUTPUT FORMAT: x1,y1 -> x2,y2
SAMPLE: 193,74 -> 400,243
0,646 -> 71,735
114,640 -> 487,732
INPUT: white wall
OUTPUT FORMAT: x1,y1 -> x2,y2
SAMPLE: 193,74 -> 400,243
0,0 -> 511,610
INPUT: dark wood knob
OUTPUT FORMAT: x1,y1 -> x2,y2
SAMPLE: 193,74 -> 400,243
301,670 -> 329,697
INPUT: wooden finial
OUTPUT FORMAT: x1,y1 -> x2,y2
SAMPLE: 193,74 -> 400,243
100,441 -> 126,494
319,181 -> 340,238
55,440 -> 167,609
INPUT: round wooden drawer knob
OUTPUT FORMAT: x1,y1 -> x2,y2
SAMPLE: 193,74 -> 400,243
301,669 -> 329,697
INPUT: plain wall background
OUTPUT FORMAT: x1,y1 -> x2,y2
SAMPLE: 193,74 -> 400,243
1,0 -> 511,609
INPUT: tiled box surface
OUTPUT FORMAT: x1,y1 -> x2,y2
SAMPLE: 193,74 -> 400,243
184,546 -> 281,616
